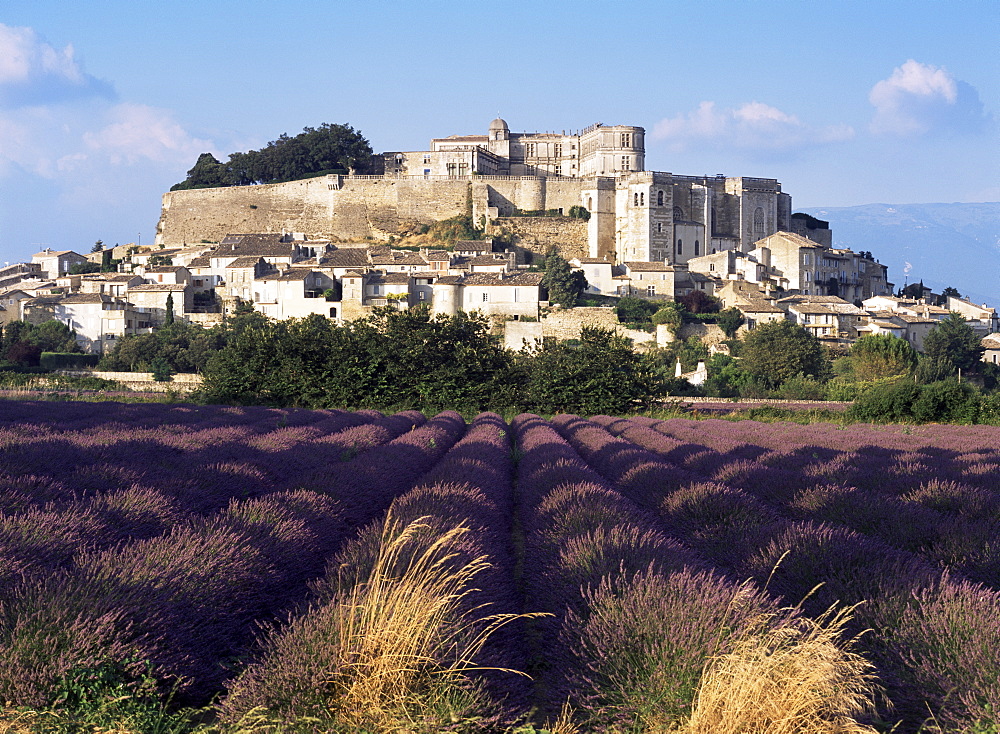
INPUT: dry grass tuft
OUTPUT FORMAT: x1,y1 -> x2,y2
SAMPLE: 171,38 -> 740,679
680,605 -> 882,734
321,515 -> 531,732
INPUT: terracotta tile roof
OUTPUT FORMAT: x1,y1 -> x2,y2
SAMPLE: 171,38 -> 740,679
467,254 -> 508,266
216,234 -> 295,257
624,261 -> 673,272
788,303 -> 838,314
739,300 -> 784,313
319,250 -> 370,267
187,256 -> 212,267
129,284 -> 187,292
778,295 -> 851,305
461,272 -> 544,286
82,273 -> 139,282
146,266 -> 186,273
59,293 -> 114,304
225,256 -> 264,269
433,276 -> 463,285
982,334 -> 1000,350
371,252 -> 428,266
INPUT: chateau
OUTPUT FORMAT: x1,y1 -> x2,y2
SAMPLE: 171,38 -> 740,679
156,119 -> 803,266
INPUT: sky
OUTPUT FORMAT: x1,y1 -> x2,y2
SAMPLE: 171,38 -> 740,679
0,0 -> 997,267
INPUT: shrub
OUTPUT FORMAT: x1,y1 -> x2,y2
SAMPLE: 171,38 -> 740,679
616,297 -> 659,325
910,380 -> 980,424
847,377 -> 921,422
776,375 -> 826,400
39,352 -> 101,371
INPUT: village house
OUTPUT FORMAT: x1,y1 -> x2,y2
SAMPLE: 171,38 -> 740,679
31,249 -> 88,279
21,293 -> 131,353
982,334 -> 1000,366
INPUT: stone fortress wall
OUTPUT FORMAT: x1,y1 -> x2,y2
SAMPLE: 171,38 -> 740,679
157,176 -> 472,246
155,119 -> 792,264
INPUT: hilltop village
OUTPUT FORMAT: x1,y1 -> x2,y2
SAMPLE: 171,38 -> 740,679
2,119 -> 998,367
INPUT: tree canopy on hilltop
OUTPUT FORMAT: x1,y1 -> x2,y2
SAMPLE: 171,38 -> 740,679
171,123 -> 375,190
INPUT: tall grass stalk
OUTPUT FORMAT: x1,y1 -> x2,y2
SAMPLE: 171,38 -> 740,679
682,605 -> 881,734
321,515 -> 529,731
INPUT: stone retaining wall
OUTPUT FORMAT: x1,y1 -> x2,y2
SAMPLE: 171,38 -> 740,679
58,370 -> 203,392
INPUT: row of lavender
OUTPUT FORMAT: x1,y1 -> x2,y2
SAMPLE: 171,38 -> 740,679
557,413 -> 1000,731
0,402 -> 470,708
1,400 -> 998,731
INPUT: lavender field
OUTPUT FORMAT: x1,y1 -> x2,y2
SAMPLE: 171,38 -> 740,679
1,400 -> 998,732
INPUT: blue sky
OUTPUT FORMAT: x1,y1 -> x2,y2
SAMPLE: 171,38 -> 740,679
1,0 -> 997,265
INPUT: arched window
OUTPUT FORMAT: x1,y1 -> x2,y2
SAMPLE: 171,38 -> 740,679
676,239 -> 683,255
694,240 -> 700,256
587,196 -> 593,210
657,190 -> 664,206
753,207 -> 766,239
673,206 -> 684,220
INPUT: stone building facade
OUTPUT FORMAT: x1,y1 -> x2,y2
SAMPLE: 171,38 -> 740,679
155,119 -> 798,270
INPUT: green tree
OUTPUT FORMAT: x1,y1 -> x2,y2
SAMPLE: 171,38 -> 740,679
922,312 -> 984,374
524,326 -> 660,414
678,290 -> 720,314
740,320 -> 829,388
616,296 -> 660,325
26,320 -> 79,352
69,261 -> 101,275
716,307 -> 745,338
849,334 -> 918,382
939,286 -> 962,303
172,123 -> 374,189
542,251 -> 587,308
651,302 -> 684,334
165,293 -> 175,326
91,240 -> 104,253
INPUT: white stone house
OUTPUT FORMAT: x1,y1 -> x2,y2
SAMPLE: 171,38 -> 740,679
570,258 -> 615,297
620,262 -> 674,298
32,249 -> 88,279
947,297 -> 999,335
22,293 -> 131,354
127,284 -> 191,329
253,269 -> 341,321
80,273 -> 144,298
982,334 -> 1000,365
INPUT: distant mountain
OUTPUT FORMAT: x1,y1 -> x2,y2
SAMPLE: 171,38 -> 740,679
800,202 -> 1000,306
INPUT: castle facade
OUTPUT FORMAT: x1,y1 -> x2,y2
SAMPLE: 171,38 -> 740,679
156,119 -> 804,267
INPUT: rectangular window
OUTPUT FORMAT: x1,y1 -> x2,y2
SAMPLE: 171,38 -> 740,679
423,155 -> 431,164
554,143 -> 562,157
418,291 -> 426,301
620,133 -> 631,148
554,165 -> 562,176
525,143 -> 536,157
482,292 -> 489,302
621,156 -> 630,171
646,285 -> 655,296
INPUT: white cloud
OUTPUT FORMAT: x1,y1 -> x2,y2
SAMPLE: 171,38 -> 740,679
83,104 -> 213,166
0,23 -> 113,108
869,60 -> 987,136
652,101 -> 854,152
0,25 -> 213,182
